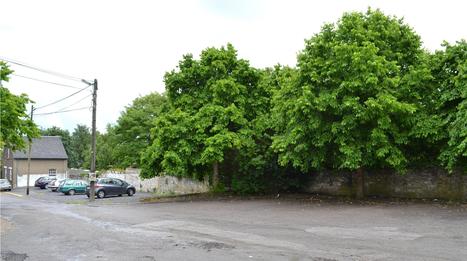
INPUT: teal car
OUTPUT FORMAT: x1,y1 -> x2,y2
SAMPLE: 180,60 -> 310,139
58,179 -> 88,195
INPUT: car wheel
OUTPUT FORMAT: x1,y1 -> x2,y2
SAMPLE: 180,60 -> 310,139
97,190 -> 105,199
127,189 -> 135,196
68,190 -> 76,196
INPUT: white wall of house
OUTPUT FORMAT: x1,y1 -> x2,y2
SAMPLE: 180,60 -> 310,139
17,173 -> 68,187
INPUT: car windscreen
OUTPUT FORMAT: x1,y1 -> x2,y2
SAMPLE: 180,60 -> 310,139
64,180 -> 75,186
97,178 -> 110,185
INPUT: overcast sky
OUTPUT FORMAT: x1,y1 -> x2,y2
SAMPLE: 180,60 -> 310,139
1,0 -> 466,133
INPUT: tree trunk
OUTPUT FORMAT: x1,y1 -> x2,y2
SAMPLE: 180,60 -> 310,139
212,161 -> 219,187
353,168 -> 364,199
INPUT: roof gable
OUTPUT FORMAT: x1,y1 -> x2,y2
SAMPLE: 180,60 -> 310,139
13,136 -> 68,160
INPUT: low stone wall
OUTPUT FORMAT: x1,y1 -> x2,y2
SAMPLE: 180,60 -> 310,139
305,168 -> 466,201
101,169 -> 210,195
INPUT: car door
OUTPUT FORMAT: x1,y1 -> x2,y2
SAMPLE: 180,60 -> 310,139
75,181 -> 85,193
97,178 -> 108,194
80,181 -> 88,193
104,178 -> 117,195
113,179 -> 125,195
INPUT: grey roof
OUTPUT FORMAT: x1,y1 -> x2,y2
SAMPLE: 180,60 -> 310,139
13,136 -> 68,160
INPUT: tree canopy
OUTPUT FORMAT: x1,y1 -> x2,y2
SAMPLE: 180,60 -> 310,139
0,61 -> 40,151
69,124 -> 91,168
112,92 -> 166,168
10,8 -> 463,195
432,41 -> 467,172
271,9 -> 429,174
141,44 -> 265,187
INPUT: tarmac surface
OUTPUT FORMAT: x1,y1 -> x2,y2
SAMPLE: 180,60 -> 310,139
1,187 -> 466,260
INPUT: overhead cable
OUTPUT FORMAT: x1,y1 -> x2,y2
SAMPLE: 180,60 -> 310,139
0,56 -> 90,83
35,106 -> 90,116
12,74 -> 83,90
56,93 -> 92,112
35,84 -> 92,110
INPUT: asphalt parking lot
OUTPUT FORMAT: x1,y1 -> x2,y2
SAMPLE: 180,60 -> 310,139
8,186 -> 151,205
1,188 -> 467,261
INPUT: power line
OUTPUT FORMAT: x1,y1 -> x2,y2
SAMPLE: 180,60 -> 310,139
35,106 -> 90,116
11,74 -> 84,90
0,56 -> 90,83
35,84 -> 92,110
56,93 -> 92,112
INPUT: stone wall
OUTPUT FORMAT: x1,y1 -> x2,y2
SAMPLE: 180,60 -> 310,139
101,169 -> 210,195
305,168 -> 466,201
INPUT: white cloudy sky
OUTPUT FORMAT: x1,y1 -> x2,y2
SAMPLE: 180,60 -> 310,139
1,0 -> 466,133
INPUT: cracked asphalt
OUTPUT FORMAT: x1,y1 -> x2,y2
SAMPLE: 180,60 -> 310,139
1,188 -> 466,261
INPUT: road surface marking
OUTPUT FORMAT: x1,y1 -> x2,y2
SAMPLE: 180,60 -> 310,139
2,192 -> 24,198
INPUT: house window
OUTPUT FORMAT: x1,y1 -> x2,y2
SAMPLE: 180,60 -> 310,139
48,169 -> 57,176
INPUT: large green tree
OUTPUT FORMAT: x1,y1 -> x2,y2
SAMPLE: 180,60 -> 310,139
432,41 -> 467,172
112,92 -> 166,168
141,44 -> 263,188
89,93 -> 167,171
69,124 -> 91,168
0,61 -> 40,151
272,9 -> 430,197
94,127 -> 117,170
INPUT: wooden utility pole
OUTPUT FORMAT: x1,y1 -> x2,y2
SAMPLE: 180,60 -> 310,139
89,79 -> 98,201
26,105 -> 34,195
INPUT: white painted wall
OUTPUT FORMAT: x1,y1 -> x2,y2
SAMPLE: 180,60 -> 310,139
101,169 -> 210,195
17,173 -> 67,187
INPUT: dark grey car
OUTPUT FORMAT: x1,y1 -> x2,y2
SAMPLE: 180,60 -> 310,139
86,178 -> 136,199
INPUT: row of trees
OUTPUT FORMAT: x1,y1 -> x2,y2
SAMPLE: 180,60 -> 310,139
94,9 -> 466,194
137,9 -> 464,194
2,9 -> 465,195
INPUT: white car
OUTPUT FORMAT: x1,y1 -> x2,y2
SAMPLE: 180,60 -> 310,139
0,179 -> 12,191
48,179 -> 65,192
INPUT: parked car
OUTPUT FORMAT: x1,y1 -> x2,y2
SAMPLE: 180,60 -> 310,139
86,178 -> 136,199
48,179 -> 65,192
0,179 -> 12,191
34,176 -> 56,189
58,179 -> 88,195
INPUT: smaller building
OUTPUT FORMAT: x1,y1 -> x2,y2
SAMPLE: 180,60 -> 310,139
1,136 -> 68,187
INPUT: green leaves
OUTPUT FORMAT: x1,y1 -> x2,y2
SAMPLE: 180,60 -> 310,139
141,44 -> 267,185
69,124 -> 91,168
0,62 -> 40,151
134,9 -> 466,191
433,41 -> 467,172
272,8 -> 425,173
